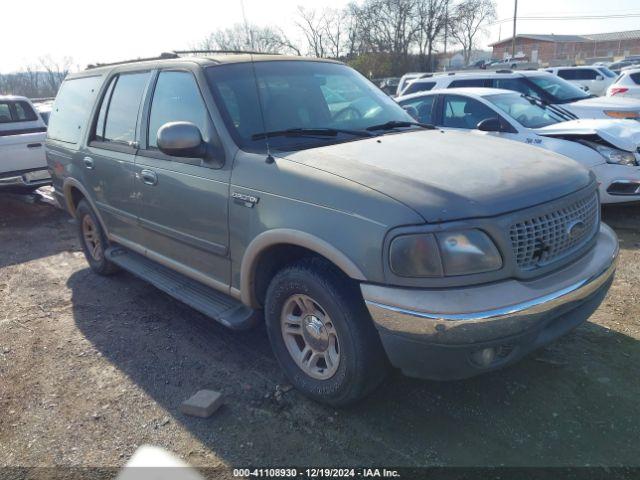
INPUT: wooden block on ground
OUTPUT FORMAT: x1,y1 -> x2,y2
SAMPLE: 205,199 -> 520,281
180,390 -> 223,418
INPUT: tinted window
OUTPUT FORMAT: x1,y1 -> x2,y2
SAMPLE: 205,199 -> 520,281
557,69 -> 578,80
102,72 -> 150,144
526,75 -> 589,103
48,76 -> 102,144
0,103 -> 13,123
147,71 -> 209,149
575,69 -> 598,80
442,95 -> 497,129
94,77 -> 117,141
403,82 -> 435,95
449,79 -> 488,88
630,73 -> 640,84
14,102 -> 38,121
399,96 -> 436,124
598,67 -> 616,78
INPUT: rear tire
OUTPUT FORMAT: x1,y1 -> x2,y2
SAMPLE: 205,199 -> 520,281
264,257 -> 389,406
76,199 -> 119,276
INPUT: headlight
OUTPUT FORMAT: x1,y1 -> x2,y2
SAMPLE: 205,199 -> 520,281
582,140 -> 637,166
389,230 -> 502,278
603,110 -> 640,119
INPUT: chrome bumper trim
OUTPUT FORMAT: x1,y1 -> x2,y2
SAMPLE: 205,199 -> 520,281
0,172 -> 51,188
364,224 -> 618,344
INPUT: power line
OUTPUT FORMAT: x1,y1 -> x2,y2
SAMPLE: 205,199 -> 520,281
491,13 -> 640,25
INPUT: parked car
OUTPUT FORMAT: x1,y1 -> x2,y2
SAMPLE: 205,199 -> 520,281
374,77 -> 400,96
608,61 -> 637,74
47,54 -> 618,405
403,70 -> 640,120
488,56 -> 538,70
397,88 -> 640,203
33,99 -> 55,125
0,95 -> 50,191
544,66 -> 616,96
607,69 -> 640,99
395,72 -> 429,96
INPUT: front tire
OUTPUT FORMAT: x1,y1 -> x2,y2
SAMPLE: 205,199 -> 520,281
76,199 -> 119,275
265,257 -> 389,406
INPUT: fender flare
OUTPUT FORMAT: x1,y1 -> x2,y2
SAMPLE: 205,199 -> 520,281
62,178 -> 109,235
240,229 -> 367,307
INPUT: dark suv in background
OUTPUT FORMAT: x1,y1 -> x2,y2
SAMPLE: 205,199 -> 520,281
46,53 -> 618,405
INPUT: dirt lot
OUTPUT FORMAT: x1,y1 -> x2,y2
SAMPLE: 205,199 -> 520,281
1,192 -> 639,472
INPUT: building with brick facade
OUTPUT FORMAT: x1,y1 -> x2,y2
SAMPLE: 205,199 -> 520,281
490,30 -> 640,66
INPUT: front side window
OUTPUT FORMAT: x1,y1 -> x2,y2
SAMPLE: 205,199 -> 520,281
486,93 -> 565,128
598,67 -> 617,78
96,72 -> 150,145
493,78 -> 539,97
399,96 -> 436,124
148,71 -> 209,149
0,103 -> 12,123
574,69 -> 598,80
206,61 -> 414,152
442,95 -> 497,129
557,69 -> 578,80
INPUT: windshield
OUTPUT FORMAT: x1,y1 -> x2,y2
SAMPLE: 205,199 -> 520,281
526,75 -> 590,103
205,61 -> 414,152
485,93 -> 565,128
597,67 -> 617,78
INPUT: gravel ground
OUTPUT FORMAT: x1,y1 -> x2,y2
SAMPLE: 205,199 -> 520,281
0,192 -> 639,474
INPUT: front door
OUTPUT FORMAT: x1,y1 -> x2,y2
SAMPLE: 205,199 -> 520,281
83,71 -> 152,245
134,69 -> 231,287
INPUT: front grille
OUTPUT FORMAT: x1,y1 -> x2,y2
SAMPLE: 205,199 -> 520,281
510,192 -> 599,271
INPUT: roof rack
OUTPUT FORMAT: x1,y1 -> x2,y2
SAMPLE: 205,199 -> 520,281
86,49 -> 281,70
495,69 -> 513,74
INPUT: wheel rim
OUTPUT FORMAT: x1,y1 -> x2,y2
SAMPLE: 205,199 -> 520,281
82,215 -> 103,262
280,294 -> 340,380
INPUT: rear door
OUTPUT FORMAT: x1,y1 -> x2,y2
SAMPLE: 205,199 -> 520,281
134,68 -> 231,287
83,70 -> 152,244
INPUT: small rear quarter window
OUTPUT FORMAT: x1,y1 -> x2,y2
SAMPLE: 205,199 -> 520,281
48,75 -> 103,144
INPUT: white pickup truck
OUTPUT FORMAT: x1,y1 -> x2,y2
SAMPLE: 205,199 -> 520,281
0,95 -> 50,191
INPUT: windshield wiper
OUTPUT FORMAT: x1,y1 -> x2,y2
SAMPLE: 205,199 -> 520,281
365,120 -> 436,132
251,127 -> 373,140
521,94 -> 576,121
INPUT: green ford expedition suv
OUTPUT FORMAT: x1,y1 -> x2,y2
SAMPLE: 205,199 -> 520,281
46,53 -> 619,406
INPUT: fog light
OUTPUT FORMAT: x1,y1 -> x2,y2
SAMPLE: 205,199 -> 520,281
470,347 -> 496,367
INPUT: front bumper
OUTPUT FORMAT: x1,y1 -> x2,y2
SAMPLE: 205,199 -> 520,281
0,168 -> 51,189
593,163 -> 640,204
362,224 -> 619,380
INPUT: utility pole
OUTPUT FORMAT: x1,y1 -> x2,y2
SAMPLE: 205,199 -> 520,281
443,0 -> 449,71
511,0 -> 518,58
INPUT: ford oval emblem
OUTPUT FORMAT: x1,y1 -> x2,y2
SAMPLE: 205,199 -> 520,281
567,220 -> 587,239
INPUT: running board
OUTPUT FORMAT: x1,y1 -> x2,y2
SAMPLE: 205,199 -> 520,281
105,246 -> 258,330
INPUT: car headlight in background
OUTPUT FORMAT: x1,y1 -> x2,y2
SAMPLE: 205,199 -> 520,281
389,230 -> 502,278
603,110 -> 640,119
582,140 -> 637,166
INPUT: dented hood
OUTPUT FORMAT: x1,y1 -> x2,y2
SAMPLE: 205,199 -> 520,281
535,119 -> 640,152
280,129 -> 592,223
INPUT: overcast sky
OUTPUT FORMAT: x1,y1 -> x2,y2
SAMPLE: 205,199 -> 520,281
2,0 -> 640,73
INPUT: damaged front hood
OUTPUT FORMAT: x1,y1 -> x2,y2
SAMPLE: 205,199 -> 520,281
535,119 -> 640,152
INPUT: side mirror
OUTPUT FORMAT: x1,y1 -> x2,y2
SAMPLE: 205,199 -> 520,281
476,117 -> 503,132
157,122 -> 206,158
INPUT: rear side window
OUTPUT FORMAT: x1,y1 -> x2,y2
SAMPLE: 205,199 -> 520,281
48,76 -> 103,144
98,72 -> 150,145
0,103 -> 12,123
147,71 -> 209,149
557,69 -> 577,80
630,73 -> 640,84
403,81 -> 435,95
449,78 -> 489,88
399,96 -> 436,124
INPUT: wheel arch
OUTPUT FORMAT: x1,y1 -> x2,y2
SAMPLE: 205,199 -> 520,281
62,178 -> 109,235
240,229 -> 367,309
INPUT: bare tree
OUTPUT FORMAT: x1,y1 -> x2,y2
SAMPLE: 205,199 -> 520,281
39,55 -> 72,93
196,24 -> 300,55
296,6 -> 327,58
415,0 -> 449,70
449,0 -> 496,64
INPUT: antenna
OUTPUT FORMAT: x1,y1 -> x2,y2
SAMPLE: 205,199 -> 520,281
240,0 -> 274,163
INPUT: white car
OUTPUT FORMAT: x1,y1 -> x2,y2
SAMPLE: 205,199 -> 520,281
397,88 -> 640,204
545,66 -> 617,96
395,72 -> 430,97
401,70 -> 640,120
0,95 -> 50,191
606,69 -> 640,99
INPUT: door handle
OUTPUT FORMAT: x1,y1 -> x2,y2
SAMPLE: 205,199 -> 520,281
83,156 -> 95,169
27,143 -> 43,149
140,169 -> 158,186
